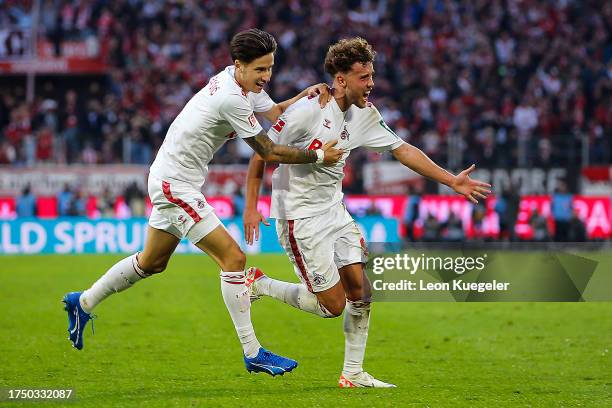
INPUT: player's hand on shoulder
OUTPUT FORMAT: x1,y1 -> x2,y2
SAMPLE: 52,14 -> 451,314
450,164 -> 492,204
306,83 -> 332,108
243,207 -> 270,245
322,139 -> 343,165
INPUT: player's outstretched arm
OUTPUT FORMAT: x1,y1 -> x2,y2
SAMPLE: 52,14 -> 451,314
243,153 -> 269,245
244,131 -> 342,165
391,143 -> 492,204
260,83 -> 331,122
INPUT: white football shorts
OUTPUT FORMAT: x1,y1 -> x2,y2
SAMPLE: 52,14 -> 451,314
275,202 -> 368,293
147,175 -> 222,243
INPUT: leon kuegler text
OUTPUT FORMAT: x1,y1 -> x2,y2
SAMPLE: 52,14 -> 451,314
373,279 -> 510,292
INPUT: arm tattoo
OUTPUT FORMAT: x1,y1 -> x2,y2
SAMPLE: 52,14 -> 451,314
244,131 -> 317,164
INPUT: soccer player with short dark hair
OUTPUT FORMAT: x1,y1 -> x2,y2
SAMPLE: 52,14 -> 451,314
62,28 -> 342,376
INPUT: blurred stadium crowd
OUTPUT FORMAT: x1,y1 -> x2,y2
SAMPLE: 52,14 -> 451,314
1,0 -> 610,171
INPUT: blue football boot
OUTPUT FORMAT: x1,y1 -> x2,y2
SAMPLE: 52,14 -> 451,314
244,347 -> 298,376
62,291 -> 94,350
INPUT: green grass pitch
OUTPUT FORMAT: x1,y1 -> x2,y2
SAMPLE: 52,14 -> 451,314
1,254 -> 610,407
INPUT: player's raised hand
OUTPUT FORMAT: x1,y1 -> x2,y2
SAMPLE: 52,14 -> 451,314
450,164 -> 492,204
243,207 -> 270,245
306,83 -> 332,108
322,139 -> 343,165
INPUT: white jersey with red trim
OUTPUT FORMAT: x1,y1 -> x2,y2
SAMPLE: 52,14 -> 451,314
149,65 -> 274,189
269,97 -> 404,220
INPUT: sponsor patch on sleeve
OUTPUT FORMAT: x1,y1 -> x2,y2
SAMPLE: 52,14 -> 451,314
272,118 -> 286,133
248,113 -> 257,128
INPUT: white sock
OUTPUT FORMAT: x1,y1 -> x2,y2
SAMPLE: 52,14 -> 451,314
343,300 -> 371,375
80,253 -> 148,313
220,271 -> 261,358
256,276 -> 334,318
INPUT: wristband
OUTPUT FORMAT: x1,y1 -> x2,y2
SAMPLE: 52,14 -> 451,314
315,149 -> 325,164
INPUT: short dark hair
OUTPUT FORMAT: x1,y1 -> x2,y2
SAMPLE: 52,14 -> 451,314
230,29 -> 277,64
324,37 -> 376,76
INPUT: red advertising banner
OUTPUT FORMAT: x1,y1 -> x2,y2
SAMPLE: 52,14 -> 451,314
514,196 -> 554,239
570,196 -> 610,239
0,197 -> 16,219
514,195 -> 610,239
0,58 -> 107,74
0,36 -> 106,74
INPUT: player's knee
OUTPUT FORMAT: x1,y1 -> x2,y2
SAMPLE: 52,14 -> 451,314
346,283 -> 364,302
346,275 -> 373,303
219,247 -> 246,272
346,285 -> 372,303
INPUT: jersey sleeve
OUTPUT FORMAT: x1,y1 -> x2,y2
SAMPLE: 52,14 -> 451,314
248,90 -> 275,113
267,98 -> 315,146
361,106 -> 405,152
220,93 -> 264,139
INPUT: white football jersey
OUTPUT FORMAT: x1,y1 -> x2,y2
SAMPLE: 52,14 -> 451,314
269,97 -> 404,220
150,66 -> 274,189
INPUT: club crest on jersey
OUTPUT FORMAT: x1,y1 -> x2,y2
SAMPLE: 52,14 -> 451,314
312,272 -> 327,286
272,118 -> 286,133
248,113 -> 257,128
196,199 -> 205,209
323,119 -> 331,129
340,125 -> 350,140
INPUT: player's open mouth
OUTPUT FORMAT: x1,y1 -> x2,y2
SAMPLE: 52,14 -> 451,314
256,81 -> 265,89
363,91 -> 370,101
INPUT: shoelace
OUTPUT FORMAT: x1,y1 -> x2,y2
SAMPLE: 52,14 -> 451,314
262,350 -> 291,366
262,350 -> 278,363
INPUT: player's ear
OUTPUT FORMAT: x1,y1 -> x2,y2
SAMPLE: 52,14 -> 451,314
336,73 -> 347,88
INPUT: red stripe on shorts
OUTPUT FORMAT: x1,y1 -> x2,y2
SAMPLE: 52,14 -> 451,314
161,181 -> 202,223
287,220 -> 313,292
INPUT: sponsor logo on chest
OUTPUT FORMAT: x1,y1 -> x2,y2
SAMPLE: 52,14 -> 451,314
248,113 -> 257,128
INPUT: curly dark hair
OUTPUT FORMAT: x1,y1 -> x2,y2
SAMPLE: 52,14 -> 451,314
230,29 -> 277,64
324,37 -> 376,76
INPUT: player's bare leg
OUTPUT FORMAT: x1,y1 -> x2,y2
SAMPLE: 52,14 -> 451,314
80,226 -> 180,311
196,225 -> 297,375
247,267 -> 342,317
337,263 -> 395,388
64,226 -> 179,350
136,226 -> 181,273
247,263 -> 393,386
